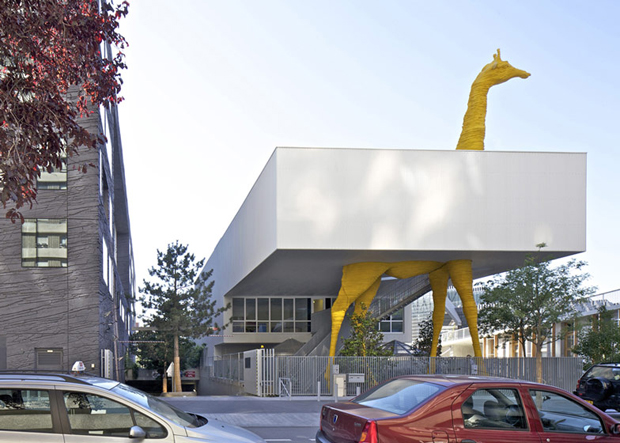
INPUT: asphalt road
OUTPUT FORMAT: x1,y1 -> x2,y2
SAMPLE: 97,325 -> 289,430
163,395 -> 345,443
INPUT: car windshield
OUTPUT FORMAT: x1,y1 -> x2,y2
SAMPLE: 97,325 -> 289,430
111,383 -> 199,428
353,379 -> 445,415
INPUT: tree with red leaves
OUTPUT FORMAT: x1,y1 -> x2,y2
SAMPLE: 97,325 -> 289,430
0,0 -> 129,222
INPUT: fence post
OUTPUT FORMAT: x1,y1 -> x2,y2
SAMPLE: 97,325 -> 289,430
318,382 -> 321,401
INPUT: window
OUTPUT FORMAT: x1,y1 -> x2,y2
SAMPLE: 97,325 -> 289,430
37,158 -> 67,190
462,388 -> 527,429
63,391 -> 166,438
0,389 -> 53,432
530,390 -> 604,434
379,308 -> 404,333
231,297 -> 312,333
22,219 -> 67,267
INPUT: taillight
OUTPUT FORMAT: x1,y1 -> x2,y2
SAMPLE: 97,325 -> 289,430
320,407 -> 326,431
359,420 -> 377,443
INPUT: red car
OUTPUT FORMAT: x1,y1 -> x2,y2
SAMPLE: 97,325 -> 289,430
316,374 -> 620,443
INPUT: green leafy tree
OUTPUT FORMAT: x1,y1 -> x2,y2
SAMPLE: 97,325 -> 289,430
130,330 -> 205,373
140,241 -> 228,392
1,0 -> 129,221
340,306 -> 392,357
412,316 -> 442,357
478,243 -> 595,382
572,305 -> 620,367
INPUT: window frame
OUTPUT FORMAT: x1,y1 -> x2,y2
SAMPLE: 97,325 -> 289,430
22,218 -> 68,268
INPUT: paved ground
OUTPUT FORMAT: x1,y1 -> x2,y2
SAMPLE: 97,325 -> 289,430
162,395 -> 351,428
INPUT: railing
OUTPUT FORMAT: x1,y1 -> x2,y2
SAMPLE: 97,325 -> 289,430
208,354 -> 584,396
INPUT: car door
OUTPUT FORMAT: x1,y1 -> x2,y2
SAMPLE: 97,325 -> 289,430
526,388 -> 619,442
56,389 -> 176,442
0,386 -> 64,442
453,385 -> 540,443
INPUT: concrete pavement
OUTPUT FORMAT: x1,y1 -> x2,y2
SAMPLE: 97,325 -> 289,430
162,395 -> 352,428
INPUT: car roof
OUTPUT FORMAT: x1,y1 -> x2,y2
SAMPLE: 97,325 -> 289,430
0,372 -> 120,390
391,374 -> 548,388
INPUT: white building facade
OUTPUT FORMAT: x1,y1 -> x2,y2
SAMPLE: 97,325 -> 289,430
201,147 -> 587,360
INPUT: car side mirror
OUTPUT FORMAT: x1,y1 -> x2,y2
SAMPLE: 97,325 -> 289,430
610,423 -> 620,435
129,425 -> 147,439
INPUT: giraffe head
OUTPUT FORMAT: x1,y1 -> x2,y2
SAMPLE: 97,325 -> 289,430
476,49 -> 530,87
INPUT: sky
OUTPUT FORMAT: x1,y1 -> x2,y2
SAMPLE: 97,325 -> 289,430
117,1 -> 620,298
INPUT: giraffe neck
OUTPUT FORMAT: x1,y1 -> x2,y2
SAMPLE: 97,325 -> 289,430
456,83 -> 490,151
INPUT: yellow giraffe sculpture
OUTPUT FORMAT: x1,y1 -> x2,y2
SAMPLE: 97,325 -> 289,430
457,49 -> 530,151
329,50 -> 530,359
328,260 -> 479,358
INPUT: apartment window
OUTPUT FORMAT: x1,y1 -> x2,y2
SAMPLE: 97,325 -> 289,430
22,219 -> 68,267
379,308 -> 404,333
37,158 -> 67,190
232,297 -> 312,333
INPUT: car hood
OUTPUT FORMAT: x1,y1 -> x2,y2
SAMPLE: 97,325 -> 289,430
183,417 -> 265,442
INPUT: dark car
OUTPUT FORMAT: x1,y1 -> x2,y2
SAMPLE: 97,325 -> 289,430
316,374 -> 620,443
575,363 -> 620,412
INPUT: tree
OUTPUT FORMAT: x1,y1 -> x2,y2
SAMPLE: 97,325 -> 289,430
572,305 -> 620,367
412,315 -> 442,357
140,241 -> 228,392
130,330 -> 205,373
1,0 -> 129,221
339,306 -> 392,357
478,243 -> 596,382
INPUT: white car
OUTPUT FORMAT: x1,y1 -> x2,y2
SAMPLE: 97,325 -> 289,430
0,372 -> 264,442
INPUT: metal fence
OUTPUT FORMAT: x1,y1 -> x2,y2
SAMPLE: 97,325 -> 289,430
209,353 -> 584,397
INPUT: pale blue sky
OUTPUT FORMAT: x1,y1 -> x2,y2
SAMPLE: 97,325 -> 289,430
118,1 -> 619,294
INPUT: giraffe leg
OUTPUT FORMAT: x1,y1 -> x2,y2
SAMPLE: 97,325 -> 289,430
329,293 -> 354,359
447,259 -> 482,357
329,263 -> 390,357
428,265 -> 450,358
353,278 -> 381,316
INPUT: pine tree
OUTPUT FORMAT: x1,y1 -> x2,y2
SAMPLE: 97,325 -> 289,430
140,241 -> 228,392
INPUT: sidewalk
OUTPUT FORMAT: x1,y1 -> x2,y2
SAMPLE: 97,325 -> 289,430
162,395 -> 353,428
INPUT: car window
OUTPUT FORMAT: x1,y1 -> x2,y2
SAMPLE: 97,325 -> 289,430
63,391 -> 166,438
586,367 -> 615,379
111,382 -> 198,428
0,389 -> 53,432
462,388 -> 527,430
353,379 -> 445,415
529,390 -> 605,434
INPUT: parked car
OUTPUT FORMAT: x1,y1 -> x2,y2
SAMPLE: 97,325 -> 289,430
574,363 -> 620,412
316,374 -> 620,443
0,369 -> 265,442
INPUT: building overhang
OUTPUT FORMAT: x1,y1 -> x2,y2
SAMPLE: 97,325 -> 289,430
204,147 -> 587,299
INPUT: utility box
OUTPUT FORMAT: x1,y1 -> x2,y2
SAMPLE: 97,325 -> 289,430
334,374 -> 346,397
348,373 -> 365,383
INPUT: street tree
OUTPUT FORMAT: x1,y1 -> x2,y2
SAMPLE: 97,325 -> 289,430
412,315 -> 442,357
130,330 -> 205,373
478,243 -> 596,382
0,0 -> 128,221
572,305 -> 620,367
140,241 -> 228,392
340,305 -> 392,357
